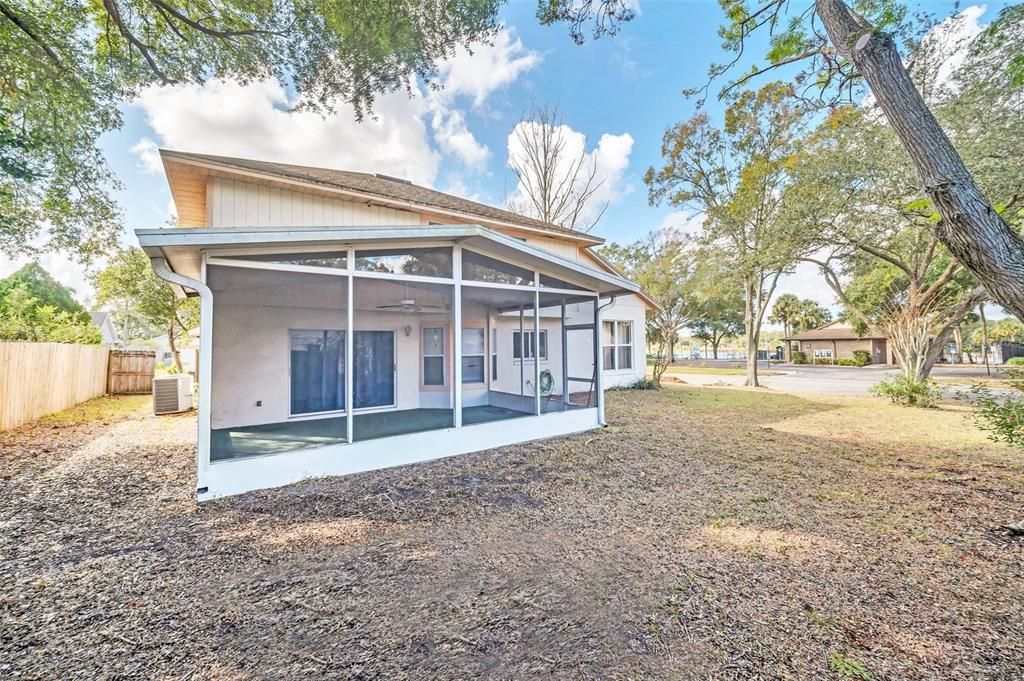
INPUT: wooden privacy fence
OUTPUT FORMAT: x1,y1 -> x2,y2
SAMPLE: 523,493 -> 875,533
0,342 -> 111,430
108,350 -> 156,395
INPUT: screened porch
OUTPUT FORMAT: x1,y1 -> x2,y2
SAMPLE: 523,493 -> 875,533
204,241 -> 602,462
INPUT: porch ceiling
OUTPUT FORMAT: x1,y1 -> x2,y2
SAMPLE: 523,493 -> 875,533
135,224 -> 642,298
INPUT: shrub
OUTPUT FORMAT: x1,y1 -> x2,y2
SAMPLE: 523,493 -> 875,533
852,350 -> 871,366
1006,356 -> 1024,366
791,351 -> 807,364
967,367 -> 1024,450
870,375 -> 942,408
625,377 -> 661,390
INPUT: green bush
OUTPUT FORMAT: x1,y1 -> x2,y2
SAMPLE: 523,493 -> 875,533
836,358 -> 858,366
625,377 -> 661,390
870,375 -> 942,408
852,350 -> 871,366
967,367 -> 1024,450
1006,356 -> 1024,366
791,351 -> 807,364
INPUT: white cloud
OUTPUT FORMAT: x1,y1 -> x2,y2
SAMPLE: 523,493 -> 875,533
434,27 -> 541,107
506,120 -> 634,226
130,26 -> 541,179
426,26 -> 541,168
657,211 -> 705,237
134,78 -> 441,186
921,4 -> 987,93
130,138 -> 162,174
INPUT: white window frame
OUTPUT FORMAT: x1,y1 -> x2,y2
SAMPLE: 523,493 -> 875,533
513,329 -> 548,362
421,325 -> 447,389
602,320 -> 634,372
461,325 -> 486,385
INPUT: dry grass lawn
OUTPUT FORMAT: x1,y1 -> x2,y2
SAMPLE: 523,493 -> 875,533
1,387 -> 1022,679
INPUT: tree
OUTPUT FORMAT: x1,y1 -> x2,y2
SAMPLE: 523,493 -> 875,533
2,0 -> 501,260
689,259 -> 744,359
782,12 -> 1023,383
601,229 -> 699,383
769,293 -> 801,338
0,281 -> 100,343
541,0 -> 1024,316
506,104 -> 608,232
645,82 -> 814,386
92,249 -> 199,371
975,318 -> 1024,345
0,262 -> 90,321
792,299 -> 831,333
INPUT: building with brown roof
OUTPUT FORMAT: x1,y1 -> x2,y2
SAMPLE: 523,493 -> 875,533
783,321 -> 891,365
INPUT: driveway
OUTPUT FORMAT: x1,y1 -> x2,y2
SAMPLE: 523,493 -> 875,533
667,364 -> 1004,395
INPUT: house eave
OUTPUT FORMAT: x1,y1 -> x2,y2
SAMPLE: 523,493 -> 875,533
135,224 -> 642,298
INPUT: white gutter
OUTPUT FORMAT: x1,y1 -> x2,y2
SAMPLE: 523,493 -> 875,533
150,257 -> 212,495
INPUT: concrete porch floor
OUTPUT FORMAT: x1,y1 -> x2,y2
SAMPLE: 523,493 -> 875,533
211,405 -> 532,461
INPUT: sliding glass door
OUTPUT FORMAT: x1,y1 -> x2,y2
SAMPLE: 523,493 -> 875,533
290,329 -> 395,415
353,330 -> 395,409
290,330 -> 345,415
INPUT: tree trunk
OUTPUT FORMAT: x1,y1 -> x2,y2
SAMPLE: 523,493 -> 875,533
743,278 -> 759,387
815,0 -> 1024,320
979,304 -> 990,376
168,321 -> 183,373
952,326 -> 964,364
712,341 -> 720,359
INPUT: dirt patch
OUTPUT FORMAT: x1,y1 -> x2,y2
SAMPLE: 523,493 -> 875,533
1,387 -> 1022,679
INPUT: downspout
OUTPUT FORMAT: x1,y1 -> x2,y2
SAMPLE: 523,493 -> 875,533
595,295 -> 616,426
150,257 -> 213,496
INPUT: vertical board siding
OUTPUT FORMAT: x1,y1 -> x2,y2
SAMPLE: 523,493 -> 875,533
107,350 -> 157,395
0,343 -> 111,430
208,177 -> 419,228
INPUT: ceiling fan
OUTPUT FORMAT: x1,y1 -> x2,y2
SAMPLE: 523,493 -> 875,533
376,299 -> 449,313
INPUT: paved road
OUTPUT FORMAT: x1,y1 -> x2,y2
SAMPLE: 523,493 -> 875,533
669,364 -> 1004,396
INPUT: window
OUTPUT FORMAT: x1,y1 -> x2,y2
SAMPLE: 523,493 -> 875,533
491,328 -> 498,381
290,330 -> 345,414
356,247 -> 452,277
231,251 -> 347,269
462,328 -> 485,383
513,330 -> 548,360
422,327 -> 446,386
463,250 -> 534,286
602,321 -> 633,371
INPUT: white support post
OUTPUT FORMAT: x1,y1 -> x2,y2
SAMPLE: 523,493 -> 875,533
453,244 -> 463,427
345,276 -> 354,443
519,307 -> 525,396
534,276 -> 541,416
561,300 -> 569,407
595,298 -> 606,425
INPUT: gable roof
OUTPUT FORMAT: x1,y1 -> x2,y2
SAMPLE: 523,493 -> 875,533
784,320 -> 886,341
160,150 -> 603,245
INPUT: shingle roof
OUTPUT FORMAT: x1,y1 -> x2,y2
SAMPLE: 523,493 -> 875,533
784,321 -> 886,341
161,150 -> 601,243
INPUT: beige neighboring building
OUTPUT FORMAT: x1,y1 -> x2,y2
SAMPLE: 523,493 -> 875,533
784,321 -> 890,364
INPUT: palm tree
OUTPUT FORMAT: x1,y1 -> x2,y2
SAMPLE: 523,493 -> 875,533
769,293 -> 802,338
793,300 -> 832,333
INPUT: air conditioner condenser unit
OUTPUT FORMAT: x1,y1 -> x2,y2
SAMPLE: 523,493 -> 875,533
153,374 -> 194,415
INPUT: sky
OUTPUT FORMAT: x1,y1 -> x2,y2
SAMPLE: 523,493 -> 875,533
0,0 -> 1007,317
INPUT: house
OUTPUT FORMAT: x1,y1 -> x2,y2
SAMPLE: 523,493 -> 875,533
137,150 -> 653,501
783,321 -> 890,364
89,311 -> 120,345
